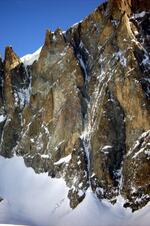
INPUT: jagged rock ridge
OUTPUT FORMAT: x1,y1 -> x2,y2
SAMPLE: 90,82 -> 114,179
0,0 -> 150,211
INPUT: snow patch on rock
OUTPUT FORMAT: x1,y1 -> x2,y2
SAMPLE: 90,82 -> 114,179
54,154 -> 71,165
0,115 -> 6,123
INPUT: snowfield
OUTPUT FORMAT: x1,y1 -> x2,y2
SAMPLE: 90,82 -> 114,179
0,156 -> 150,226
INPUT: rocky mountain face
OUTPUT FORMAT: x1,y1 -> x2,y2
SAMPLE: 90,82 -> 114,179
0,0 -> 150,211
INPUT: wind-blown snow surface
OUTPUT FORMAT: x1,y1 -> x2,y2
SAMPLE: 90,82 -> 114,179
0,225 -> 27,226
0,156 -> 150,226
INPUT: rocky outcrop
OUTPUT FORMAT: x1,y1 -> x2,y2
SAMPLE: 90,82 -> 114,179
0,0 -> 149,210
0,196 -> 3,202
123,130 -> 150,211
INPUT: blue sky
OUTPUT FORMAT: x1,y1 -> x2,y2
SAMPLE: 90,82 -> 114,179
0,0 -> 104,58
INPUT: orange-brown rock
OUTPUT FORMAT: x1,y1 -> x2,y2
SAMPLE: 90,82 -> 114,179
0,0 -> 150,210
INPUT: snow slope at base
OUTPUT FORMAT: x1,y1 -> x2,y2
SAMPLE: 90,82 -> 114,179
0,156 -> 150,226
58,190 -> 150,226
0,156 -> 70,226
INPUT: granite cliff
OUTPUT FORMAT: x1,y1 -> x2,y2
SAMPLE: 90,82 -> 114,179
0,0 -> 150,212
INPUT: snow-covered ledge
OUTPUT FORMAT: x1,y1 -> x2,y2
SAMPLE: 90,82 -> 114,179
20,47 -> 42,66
